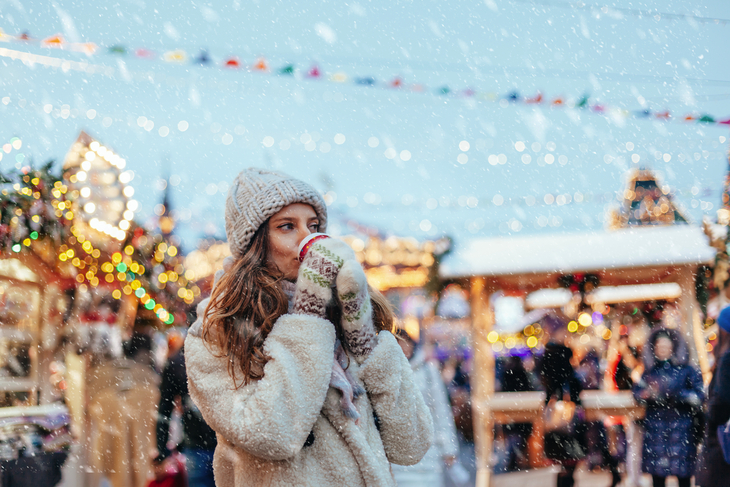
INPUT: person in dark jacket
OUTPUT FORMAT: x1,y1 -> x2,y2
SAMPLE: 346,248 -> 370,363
156,345 -> 218,487
537,317 -> 585,487
633,327 -> 704,487
696,306 -> 730,487
500,355 -> 535,472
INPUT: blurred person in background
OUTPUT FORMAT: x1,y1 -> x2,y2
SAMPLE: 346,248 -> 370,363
633,328 -> 704,487
499,355 -> 534,472
156,324 -> 218,487
538,315 -> 585,487
696,306 -> 730,487
393,329 -> 467,487
87,322 -> 160,487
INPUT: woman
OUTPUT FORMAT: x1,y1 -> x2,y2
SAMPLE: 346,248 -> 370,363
184,168 -> 433,487
633,328 -> 704,487
538,317 -> 585,487
696,306 -> 730,487
392,331 -> 461,487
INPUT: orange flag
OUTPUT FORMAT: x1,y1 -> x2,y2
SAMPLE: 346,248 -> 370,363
42,34 -> 64,48
252,57 -> 268,71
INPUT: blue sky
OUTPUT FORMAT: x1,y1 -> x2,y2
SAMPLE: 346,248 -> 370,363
0,0 -> 728,250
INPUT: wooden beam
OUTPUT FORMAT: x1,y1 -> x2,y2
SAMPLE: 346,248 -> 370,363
470,276 -> 496,487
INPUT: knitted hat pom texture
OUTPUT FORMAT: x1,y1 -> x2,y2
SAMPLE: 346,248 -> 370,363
225,168 -> 328,258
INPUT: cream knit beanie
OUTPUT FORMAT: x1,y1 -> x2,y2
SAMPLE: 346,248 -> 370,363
225,168 -> 328,258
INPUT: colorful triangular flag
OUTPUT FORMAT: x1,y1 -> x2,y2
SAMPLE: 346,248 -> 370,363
307,65 -> 321,78
355,77 -> 375,85
164,50 -> 188,63
73,42 -> 97,55
525,92 -> 543,104
278,64 -> 295,75
108,45 -> 127,55
135,48 -> 156,59
41,34 -> 64,48
223,57 -> 240,68
252,57 -> 269,71
194,50 -> 211,65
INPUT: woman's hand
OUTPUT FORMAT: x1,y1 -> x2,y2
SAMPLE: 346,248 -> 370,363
336,258 -> 376,362
292,238 -> 353,318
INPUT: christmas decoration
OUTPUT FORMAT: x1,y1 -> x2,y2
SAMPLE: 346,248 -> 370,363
0,132 -> 200,327
607,168 -> 689,229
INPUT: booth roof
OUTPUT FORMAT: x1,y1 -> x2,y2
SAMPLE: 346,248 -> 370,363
439,225 -> 716,279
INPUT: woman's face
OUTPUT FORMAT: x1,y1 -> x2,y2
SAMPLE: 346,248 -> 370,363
267,203 -> 320,280
654,336 -> 674,361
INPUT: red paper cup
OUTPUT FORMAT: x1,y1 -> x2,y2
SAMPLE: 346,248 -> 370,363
298,233 -> 330,262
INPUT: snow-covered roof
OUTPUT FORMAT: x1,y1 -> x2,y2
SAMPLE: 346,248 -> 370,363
440,225 -> 715,279
585,283 -> 682,304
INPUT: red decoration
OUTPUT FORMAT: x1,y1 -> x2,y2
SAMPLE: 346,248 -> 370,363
525,92 -> 543,104
224,57 -> 240,68
307,65 -> 321,78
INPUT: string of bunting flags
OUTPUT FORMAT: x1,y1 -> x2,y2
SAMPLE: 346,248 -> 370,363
1,28 -> 730,127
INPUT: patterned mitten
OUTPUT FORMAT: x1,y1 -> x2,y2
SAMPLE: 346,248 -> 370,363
293,238 -> 354,318
336,259 -> 377,362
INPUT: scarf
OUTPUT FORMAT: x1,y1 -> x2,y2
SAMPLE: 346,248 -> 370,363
281,280 -> 364,421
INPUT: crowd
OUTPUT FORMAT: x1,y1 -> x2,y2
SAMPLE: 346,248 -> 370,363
486,309 -> 730,487
81,296 -> 730,487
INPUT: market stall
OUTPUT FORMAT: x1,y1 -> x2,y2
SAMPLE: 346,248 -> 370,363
0,131 -> 199,486
440,223 -> 716,487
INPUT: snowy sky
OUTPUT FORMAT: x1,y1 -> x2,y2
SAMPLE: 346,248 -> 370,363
0,0 -> 728,251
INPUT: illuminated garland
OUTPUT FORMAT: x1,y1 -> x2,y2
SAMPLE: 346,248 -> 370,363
485,309 -> 613,353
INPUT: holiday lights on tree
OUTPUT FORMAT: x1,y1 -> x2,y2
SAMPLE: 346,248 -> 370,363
0,132 -> 200,326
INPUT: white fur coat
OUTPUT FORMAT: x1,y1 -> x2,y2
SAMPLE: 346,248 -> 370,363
185,305 -> 434,487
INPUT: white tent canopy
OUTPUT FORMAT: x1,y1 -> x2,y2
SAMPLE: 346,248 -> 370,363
440,225 -> 716,279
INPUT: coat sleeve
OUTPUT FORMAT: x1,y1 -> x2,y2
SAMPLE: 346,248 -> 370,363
185,313 -> 336,461
676,365 -> 705,407
426,362 -> 459,459
358,331 -> 434,466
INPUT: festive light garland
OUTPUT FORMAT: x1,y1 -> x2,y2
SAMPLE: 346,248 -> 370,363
1,30 -> 729,126
0,137 -> 200,326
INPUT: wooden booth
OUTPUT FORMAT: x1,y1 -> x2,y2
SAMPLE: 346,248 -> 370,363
439,224 -> 716,487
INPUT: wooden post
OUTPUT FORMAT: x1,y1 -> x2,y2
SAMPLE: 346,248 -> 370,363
677,265 -> 699,365
470,276 -> 495,487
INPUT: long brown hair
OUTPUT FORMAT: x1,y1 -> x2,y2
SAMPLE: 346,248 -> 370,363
202,221 -> 396,387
